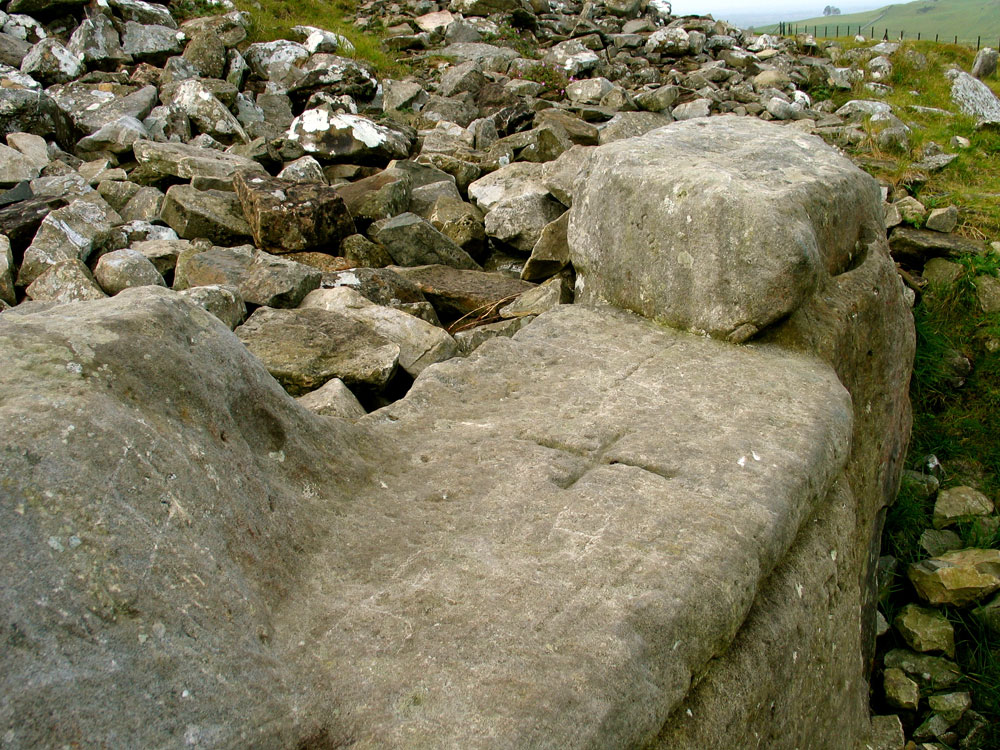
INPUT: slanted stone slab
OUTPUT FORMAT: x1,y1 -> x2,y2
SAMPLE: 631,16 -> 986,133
0,293 -> 852,748
370,213 -> 480,270
569,117 -> 885,342
391,263 -> 535,320
133,140 -> 267,181
160,185 -> 253,245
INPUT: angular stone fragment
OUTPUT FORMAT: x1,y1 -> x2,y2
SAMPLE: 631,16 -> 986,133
77,116 -> 150,154
928,692 -> 971,724
484,192 -> 565,252
233,171 -> 355,254
121,21 -> 184,64
287,111 -> 411,163
521,212 -> 569,281
884,649 -> 961,690
25,258 -> 106,302
390,263 -> 534,320
889,225 -> 986,263
947,69 -> 1000,126
110,0 -> 178,28
972,47 -> 998,79
68,14 -> 127,69
20,38 -> 83,85
133,140 -> 265,181
163,78 -> 248,144
236,306 -> 399,394
570,117 -> 884,341
244,39 -> 309,90
277,155 -> 326,183
178,283 -> 246,329
287,54 -> 377,100
93,248 -> 166,295
370,213 -> 480,270
925,206 -> 959,233
295,377 -> 366,418
160,185 -> 253,245
0,234 -> 15,305
0,31 -> 31,67
893,603 -> 955,656
597,111 -> 673,145
0,143 -> 40,186
335,168 -> 411,225
883,667 -> 919,711
300,286 -> 457,376
977,275 -> 1000,313
18,195 -> 122,286
933,485 -> 994,529
132,238 -> 190,276
49,83 -> 158,136
323,266 -> 437,323
0,88 -> 74,149
908,548 -> 1000,606
174,244 -> 320,308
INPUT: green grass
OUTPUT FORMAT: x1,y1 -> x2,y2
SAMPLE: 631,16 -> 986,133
761,0 -> 1000,46
169,0 -> 407,76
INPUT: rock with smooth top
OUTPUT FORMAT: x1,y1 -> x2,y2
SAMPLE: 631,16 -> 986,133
909,548 -> 1000,606
25,258 -> 106,302
287,111 -> 412,163
893,603 -> 956,656
93,248 -> 166,295
933,485 -> 995,529
295,377 -> 366,418
236,306 -> 399,395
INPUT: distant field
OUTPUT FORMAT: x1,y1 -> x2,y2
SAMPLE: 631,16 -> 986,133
756,0 -> 1000,46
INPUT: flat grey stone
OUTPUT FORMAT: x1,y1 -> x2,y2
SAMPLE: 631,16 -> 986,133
570,117 -> 884,341
236,305 -> 399,394
133,139 -> 265,181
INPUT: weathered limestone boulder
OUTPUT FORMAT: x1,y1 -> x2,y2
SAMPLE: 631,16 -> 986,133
24,257 -> 106,302
178,283 -> 246,328
236,305 -> 399,394
0,287 -> 374,748
0,234 -> 14,305
49,82 -> 158,136
884,648 -> 962,690
295,376 -> 366,418
160,185 -> 253,245
370,212 -> 480,270
233,171 -> 355,254
300,286 -> 457,376
18,194 -> 122,286
133,139 -> 266,181
19,38 -> 83,85
972,47 -> 998,79
286,110 -> 412,162
909,549 -> 1000,606
93,248 -> 166,294
570,118 -> 885,343
894,603 -> 956,656
162,78 -> 248,144
947,69 -> 1000,126
174,244 -> 320,308
933,485 -> 994,529
391,263 -> 535,320
0,88 -> 75,149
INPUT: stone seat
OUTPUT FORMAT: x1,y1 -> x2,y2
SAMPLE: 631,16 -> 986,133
1,288 -> 855,748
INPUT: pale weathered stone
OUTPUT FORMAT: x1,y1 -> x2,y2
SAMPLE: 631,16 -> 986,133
162,78 -> 247,144
928,692 -> 972,724
894,603 -> 955,656
0,234 -> 16,304
18,194 -> 122,286
972,47 -> 998,79
884,649 -> 961,690
178,283 -> 246,329
174,244 -> 320,308
925,205 -> 958,233
570,117 -> 884,342
133,139 -> 265,181
922,258 -> 963,286
160,185 -> 253,245
948,69 -> 1000,126
49,83 -> 158,136
0,142 -> 39,185
933,485 -> 994,529
300,286 -> 457,376
93,248 -> 166,295
975,274 -> 1000,313
391,263 -> 536,320
25,257 -> 106,301
236,305 -> 399,394
883,667 -> 919,711
287,111 -> 411,162
370,213 -> 480,270
295,376 -> 366,418
19,38 -> 82,85
484,192 -> 565,253
121,21 -> 184,64
909,548 -> 1000,606
522,211 -> 569,281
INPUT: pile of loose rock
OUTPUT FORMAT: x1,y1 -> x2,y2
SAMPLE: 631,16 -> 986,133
0,0 -> 997,745
870,469 -> 1000,750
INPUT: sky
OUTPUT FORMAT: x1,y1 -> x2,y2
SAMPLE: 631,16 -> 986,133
668,0 -> 884,26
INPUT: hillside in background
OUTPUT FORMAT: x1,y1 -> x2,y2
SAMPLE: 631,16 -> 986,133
759,0 -> 1000,45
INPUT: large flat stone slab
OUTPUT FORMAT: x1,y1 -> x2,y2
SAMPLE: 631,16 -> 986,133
0,290 -> 852,748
